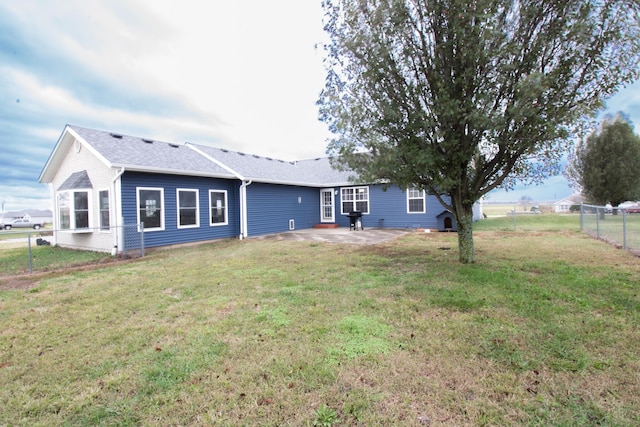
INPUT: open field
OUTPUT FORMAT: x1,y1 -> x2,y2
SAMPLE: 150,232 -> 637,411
1,220 -> 639,426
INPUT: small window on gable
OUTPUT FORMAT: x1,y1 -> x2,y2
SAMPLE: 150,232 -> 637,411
407,188 -> 426,213
209,190 -> 228,226
341,187 -> 369,214
137,187 -> 164,231
177,189 -> 199,228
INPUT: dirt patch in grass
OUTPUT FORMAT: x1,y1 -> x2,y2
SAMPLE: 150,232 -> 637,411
0,257 -> 141,290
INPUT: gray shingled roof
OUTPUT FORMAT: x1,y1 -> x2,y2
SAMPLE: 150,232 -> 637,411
66,125 -> 356,186
69,126 -> 236,179
58,170 -> 92,190
188,144 -> 355,186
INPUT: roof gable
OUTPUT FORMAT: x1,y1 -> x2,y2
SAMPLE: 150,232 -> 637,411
554,193 -> 585,205
188,144 -> 354,186
42,125 -> 358,187
69,126 -> 235,178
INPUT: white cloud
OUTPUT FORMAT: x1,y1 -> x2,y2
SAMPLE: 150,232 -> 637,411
2,0 -> 639,211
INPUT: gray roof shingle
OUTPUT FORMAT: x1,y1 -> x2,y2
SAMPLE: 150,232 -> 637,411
66,125 -> 357,187
188,144 -> 355,186
58,170 -> 93,190
69,126 -> 236,179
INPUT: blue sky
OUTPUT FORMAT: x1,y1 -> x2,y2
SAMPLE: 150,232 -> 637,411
1,1 -> 638,212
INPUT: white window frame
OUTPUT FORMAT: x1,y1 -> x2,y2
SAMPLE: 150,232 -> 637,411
176,188 -> 200,229
57,189 -> 92,231
407,188 -> 426,213
209,190 -> 228,226
98,189 -> 110,232
136,187 -> 165,231
340,186 -> 369,214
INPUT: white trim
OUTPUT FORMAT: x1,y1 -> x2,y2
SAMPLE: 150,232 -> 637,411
176,188 -> 200,229
320,188 -> 335,222
340,186 -> 370,215
185,143 -> 245,180
57,189 -> 93,231
136,187 -> 165,231
209,189 -> 229,227
406,188 -> 426,214
97,188 -> 111,232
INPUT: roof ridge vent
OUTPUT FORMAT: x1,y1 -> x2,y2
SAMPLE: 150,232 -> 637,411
221,149 -> 229,153
253,154 -> 260,158
142,138 -> 153,143
238,152 -> 245,156
110,133 -> 123,139
169,143 -> 179,148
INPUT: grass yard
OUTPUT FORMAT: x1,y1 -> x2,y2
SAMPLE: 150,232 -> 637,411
0,245 -> 114,276
1,221 -> 639,426
581,213 -> 640,253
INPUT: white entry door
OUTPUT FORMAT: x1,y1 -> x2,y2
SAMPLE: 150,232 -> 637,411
320,189 -> 335,222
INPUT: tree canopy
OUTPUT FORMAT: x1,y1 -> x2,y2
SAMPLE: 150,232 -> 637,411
318,0 -> 640,262
566,115 -> 640,207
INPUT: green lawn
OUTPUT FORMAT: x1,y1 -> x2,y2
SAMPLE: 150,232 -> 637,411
1,221 -> 639,426
0,245 -> 113,276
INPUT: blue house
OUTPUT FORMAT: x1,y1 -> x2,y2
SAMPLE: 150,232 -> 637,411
39,125 -> 482,253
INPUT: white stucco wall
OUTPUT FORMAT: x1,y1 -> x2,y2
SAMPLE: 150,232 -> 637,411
49,137 -> 118,252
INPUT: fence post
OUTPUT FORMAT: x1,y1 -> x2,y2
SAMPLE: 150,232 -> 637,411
28,231 -> 33,274
513,205 -> 517,231
596,206 -> 600,238
140,222 -> 145,257
580,203 -> 584,230
623,209 -> 627,250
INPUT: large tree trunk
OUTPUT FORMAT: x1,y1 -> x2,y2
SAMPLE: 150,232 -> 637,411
452,196 -> 475,264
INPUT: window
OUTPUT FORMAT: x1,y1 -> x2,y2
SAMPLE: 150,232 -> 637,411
407,188 -> 425,213
74,191 -> 89,228
58,192 -> 70,230
341,187 -> 369,214
57,190 -> 90,230
177,189 -> 199,228
99,190 -> 110,231
137,187 -> 164,230
209,190 -> 228,226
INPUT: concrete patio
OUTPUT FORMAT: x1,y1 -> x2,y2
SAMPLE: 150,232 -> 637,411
252,227 -> 413,245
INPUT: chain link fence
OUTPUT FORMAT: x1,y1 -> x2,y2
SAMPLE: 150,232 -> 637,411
580,203 -> 640,255
0,223 -> 145,275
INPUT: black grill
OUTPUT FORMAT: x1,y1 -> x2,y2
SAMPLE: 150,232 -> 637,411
347,211 -> 363,231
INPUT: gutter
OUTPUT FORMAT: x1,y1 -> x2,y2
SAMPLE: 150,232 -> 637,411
184,143 -> 252,240
112,167 -> 125,254
239,180 -> 252,239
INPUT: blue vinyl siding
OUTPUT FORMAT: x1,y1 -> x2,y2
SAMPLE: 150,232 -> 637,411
334,185 -> 451,229
121,172 -> 240,248
246,183 -> 320,236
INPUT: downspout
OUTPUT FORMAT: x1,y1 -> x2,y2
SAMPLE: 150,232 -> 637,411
239,179 -> 252,239
184,143 -> 248,240
48,183 -> 58,247
111,167 -> 125,254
